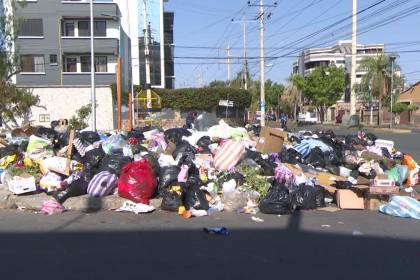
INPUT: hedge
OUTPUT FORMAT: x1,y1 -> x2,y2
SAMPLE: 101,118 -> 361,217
110,85 -> 251,110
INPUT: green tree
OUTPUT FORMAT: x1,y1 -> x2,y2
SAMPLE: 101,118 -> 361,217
357,54 -> 403,125
265,79 -> 285,111
0,1 -> 39,128
291,65 -> 345,123
69,103 -> 92,130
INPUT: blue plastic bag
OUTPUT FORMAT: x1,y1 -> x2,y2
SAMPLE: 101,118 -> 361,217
379,196 -> 420,219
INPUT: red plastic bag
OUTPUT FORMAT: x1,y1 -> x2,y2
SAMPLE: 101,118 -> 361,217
118,159 -> 157,205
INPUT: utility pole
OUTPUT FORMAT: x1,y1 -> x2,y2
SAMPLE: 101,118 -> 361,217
89,0 -> 96,131
249,0 -> 277,127
390,55 -> 396,129
227,45 -> 231,84
350,0 -> 357,116
141,0 -> 152,109
232,15 -> 257,90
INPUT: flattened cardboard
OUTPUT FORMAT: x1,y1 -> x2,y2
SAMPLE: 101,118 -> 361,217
256,127 -> 287,154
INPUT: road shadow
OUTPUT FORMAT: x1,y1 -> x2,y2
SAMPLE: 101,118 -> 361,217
0,212 -> 419,279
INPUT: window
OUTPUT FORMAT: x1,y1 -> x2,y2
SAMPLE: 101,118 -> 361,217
62,21 -> 75,36
95,56 -> 107,72
39,114 -> 50,123
94,21 -> 106,36
64,56 -> 77,72
78,21 -> 90,36
20,55 -> 45,72
80,56 -> 91,72
49,54 -> 58,65
19,19 -> 43,36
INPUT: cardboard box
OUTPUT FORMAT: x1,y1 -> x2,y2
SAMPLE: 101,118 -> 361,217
372,178 -> 396,187
4,173 -> 37,195
256,127 -> 287,154
369,186 -> 399,194
336,189 -> 365,210
364,194 -> 389,211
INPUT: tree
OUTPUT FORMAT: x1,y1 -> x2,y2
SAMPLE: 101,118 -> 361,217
291,65 -> 345,123
357,54 -> 403,125
0,1 -> 40,128
265,79 -> 285,112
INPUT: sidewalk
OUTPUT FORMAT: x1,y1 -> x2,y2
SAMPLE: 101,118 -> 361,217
0,187 -> 162,212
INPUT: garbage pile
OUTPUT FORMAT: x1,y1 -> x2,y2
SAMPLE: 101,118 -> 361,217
0,120 -> 419,219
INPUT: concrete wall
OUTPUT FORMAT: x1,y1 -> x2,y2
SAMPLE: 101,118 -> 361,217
3,86 -> 115,131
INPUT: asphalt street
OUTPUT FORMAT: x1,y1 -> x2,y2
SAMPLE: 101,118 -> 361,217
0,209 -> 419,279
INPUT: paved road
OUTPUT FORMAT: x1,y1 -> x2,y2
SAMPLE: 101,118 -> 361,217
0,209 -> 419,279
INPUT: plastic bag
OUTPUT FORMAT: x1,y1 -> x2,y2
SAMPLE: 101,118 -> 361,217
315,185 -> 326,208
259,182 -> 295,215
304,147 -> 326,168
161,187 -> 183,211
172,141 -> 196,160
222,191 -> 248,212
194,112 -> 219,131
379,196 -> 420,219
197,136 -> 212,148
35,126 -> 57,141
118,159 -> 157,204
158,165 -> 181,193
98,154 -> 132,176
292,185 -> 317,210
141,153 -> 161,176
279,148 -> 302,164
102,134 -> 128,154
255,158 -> 276,176
52,177 -> 89,204
79,131 -> 100,145
184,175 -> 209,210
164,128 -> 191,144
403,154 -> 418,170
127,130 -> 145,143
26,135 -> 52,152
274,165 -> 295,187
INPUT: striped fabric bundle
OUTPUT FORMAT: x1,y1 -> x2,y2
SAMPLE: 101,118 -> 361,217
379,196 -> 420,219
73,138 -> 87,157
214,140 -> 245,172
87,171 -> 118,198
292,142 -> 311,158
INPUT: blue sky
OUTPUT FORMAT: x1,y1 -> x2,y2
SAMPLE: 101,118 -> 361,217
165,0 -> 420,88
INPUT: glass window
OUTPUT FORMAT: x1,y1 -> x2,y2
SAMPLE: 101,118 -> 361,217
94,21 -> 106,37
63,21 -> 75,36
78,21 -> 90,36
64,56 -> 77,72
20,55 -> 44,72
80,56 -> 91,72
95,56 -> 107,72
49,54 -> 57,64
19,19 -> 43,36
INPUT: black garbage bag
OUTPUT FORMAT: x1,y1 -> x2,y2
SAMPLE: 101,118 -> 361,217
252,124 -> 261,136
350,169 -> 360,179
51,177 -> 89,204
345,135 -> 367,147
82,148 -> 106,178
160,187 -> 184,212
164,128 -> 191,144
194,112 -> 219,131
183,175 -> 209,210
172,140 -> 196,160
98,154 -> 132,176
35,126 -> 57,141
365,132 -> 377,142
314,185 -> 326,208
326,165 -> 340,176
332,181 -> 353,190
304,147 -> 326,168
0,145 -> 19,158
127,130 -> 145,142
55,131 -> 70,149
130,144 -> 147,155
292,185 -> 317,210
158,165 -> 181,193
142,153 -> 160,176
196,136 -> 212,148
259,182 -> 295,215
279,148 -> 302,164
255,158 -> 276,176
381,147 -> 392,159
80,131 -> 100,144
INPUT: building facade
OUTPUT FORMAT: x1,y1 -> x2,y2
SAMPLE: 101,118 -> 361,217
12,0 -> 120,87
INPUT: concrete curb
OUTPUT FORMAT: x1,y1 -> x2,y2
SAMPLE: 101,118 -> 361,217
0,188 -> 162,212
372,128 -> 412,134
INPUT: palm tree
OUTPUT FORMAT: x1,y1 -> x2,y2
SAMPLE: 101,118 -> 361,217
358,54 -> 397,125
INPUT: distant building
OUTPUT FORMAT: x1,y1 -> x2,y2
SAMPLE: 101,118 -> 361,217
293,40 -> 384,102
398,81 -> 420,125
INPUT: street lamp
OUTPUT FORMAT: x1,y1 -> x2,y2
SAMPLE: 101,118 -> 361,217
90,0 -> 96,131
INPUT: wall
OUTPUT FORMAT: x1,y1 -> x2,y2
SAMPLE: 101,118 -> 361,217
3,86 -> 115,131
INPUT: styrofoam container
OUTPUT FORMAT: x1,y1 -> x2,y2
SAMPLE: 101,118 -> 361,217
375,139 -> 394,153
4,174 -> 37,195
